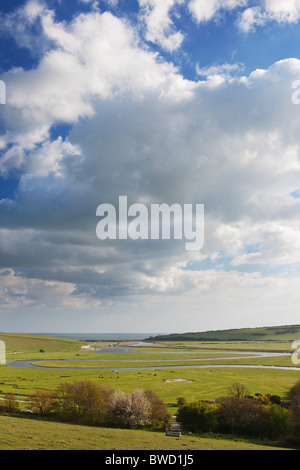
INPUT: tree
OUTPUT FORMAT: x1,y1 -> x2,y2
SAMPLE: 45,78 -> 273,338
228,382 -> 249,399
145,390 -> 171,429
177,401 -> 218,433
216,396 -> 269,436
216,396 -> 287,438
107,389 -> 152,429
290,395 -> 300,423
266,394 -> 281,406
254,393 -> 271,405
290,379 -> 300,400
2,392 -> 19,413
55,380 -> 113,425
286,395 -> 300,446
27,389 -> 55,415
127,389 -> 152,429
106,389 -> 128,426
176,397 -> 187,406
262,404 -> 289,440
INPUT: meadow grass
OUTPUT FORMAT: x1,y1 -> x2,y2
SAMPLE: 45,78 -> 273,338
153,341 -> 294,352
28,350 -> 298,370
0,332 -> 299,405
0,415 -> 292,450
1,332 -> 300,450
0,332 -> 80,354
1,361 -> 300,407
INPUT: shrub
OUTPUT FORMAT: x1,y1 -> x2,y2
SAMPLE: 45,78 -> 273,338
53,381 -> 169,430
266,394 -> 281,406
106,389 -> 152,429
216,396 -> 269,437
177,401 -> 218,433
1,392 -> 19,413
290,379 -> 300,400
176,397 -> 187,406
285,395 -> 300,447
254,394 -> 271,406
290,395 -> 300,422
145,390 -> 171,429
106,389 -> 128,427
216,396 -> 289,439
27,389 -> 55,415
55,380 -> 113,425
262,404 -> 289,440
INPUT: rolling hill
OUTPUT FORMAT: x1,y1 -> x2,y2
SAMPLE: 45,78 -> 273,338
146,324 -> 300,342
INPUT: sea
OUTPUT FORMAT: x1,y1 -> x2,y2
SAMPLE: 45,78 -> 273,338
27,333 -> 166,341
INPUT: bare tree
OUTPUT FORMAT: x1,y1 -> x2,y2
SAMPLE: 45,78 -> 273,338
27,389 -> 55,415
2,392 -> 19,413
228,382 -> 249,399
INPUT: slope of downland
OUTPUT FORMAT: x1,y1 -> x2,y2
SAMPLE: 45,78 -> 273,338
146,325 -> 300,345
0,415 -> 292,450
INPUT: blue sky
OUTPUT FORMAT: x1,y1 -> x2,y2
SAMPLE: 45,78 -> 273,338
1,0 -> 300,333
2,1 -> 300,77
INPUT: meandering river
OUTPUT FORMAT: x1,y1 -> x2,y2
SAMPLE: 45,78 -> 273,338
4,345 -> 299,372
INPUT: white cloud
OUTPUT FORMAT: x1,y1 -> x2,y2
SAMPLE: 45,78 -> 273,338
264,0 -> 300,22
2,2 -> 300,330
0,136 -> 81,177
238,0 -> 300,32
138,0 -> 185,52
196,61 -> 245,79
188,0 -> 247,23
0,268 -> 102,310
186,0 -> 300,32
4,56 -> 300,272
0,6 -> 194,175
237,6 -> 268,32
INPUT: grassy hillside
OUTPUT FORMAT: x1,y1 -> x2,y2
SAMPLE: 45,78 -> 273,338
0,332 -> 80,353
0,332 -> 83,363
0,415 -> 291,450
147,325 -> 300,342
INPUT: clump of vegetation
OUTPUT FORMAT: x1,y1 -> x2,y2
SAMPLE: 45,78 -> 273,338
22,380 -> 171,431
285,378 -> 300,446
177,401 -> 219,433
54,380 -> 113,425
5,377 -> 300,448
215,396 -> 289,439
176,381 -> 294,444
0,393 -> 20,413
106,389 -> 152,429
27,389 -> 57,416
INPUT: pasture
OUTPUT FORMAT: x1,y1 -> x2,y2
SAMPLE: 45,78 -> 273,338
0,330 -> 300,450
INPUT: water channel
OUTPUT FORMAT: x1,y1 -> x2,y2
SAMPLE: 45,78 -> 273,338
4,343 -> 300,372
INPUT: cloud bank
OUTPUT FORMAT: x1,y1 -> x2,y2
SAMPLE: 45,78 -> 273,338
1,0 -> 300,332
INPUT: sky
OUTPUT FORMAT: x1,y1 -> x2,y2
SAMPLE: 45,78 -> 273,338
1,0 -> 300,334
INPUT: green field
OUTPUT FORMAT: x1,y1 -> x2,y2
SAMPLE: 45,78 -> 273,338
1,362 -> 300,409
1,329 -> 300,450
0,415 -> 291,450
